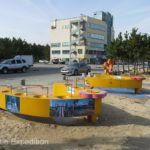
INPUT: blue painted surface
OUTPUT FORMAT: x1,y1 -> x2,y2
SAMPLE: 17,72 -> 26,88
77,84 -> 149,98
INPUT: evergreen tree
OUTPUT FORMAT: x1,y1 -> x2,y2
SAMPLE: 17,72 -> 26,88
0,37 -> 50,62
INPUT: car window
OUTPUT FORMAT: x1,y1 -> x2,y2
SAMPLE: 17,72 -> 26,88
11,60 -> 16,64
1,60 -> 10,64
80,63 -> 86,67
69,64 -> 79,67
22,59 -> 26,63
16,60 -> 22,64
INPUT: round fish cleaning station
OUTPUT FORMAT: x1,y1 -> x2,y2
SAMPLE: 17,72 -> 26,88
0,82 -> 107,123
85,59 -> 146,94
85,74 -> 145,94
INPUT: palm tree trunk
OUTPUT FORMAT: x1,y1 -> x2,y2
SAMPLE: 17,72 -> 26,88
134,61 -> 136,75
117,59 -> 119,74
136,60 -> 138,74
143,60 -> 145,73
128,59 -> 130,73
122,59 -> 125,73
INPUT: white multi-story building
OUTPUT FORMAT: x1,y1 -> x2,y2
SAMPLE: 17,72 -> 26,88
50,11 -> 114,64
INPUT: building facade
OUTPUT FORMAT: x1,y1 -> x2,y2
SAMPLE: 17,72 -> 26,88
50,12 -> 114,64
93,11 -> 114,43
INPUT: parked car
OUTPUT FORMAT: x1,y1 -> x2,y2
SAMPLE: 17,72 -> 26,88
59,59 -> 65,64
61,63 -> 91,75
14,55 -> 33,67
52,58 -> 59,64
0,59 -> 29,74
39,60 -> 49,64
52,58 -> 65,64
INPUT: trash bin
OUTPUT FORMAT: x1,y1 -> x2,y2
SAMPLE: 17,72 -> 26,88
21,79 -> 26,86
63,75 -> 66,80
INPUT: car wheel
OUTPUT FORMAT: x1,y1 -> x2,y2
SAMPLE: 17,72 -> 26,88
2,68 -> 8,74
22,67 -> 27,73
74,70 -> 78,76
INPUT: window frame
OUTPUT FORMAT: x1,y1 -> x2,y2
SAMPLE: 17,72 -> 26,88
51,43 -> 61,47
91,33 -> 105,40
91,23 -> 105,31
16,60 -> 22,64
78,49 -> 82,54
62,42 -> 70,47
11,60 -> 16,64
52,50 -> 61,54
62,50 -> 70,54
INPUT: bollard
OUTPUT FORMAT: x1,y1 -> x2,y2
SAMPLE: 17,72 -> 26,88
26,87 -> 27,96
88,72 -> 93,77
71,84 -> 72,97
21,79 -> 26,86
82,73 -> 86,77
22,86 -> 28,96
83,79 -> 85,89
42,86 -> 49,97
10,85 -> 13,93
74,77 -> 77,88
63,75 -> 66,80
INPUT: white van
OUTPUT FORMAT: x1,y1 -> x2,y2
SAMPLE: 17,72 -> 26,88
14,55 -> 33,67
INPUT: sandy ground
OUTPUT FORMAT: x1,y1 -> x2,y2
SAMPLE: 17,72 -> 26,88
0,76 -> 150,150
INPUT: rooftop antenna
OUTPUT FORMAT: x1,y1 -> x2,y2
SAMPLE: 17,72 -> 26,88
80,13 -> 86,18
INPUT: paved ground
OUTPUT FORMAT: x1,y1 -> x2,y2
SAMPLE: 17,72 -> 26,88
0,63 -> 104,86
0,63 -> 145,86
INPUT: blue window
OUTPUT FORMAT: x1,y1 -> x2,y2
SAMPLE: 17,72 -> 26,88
62,42 -> 70,47
62,58 -> 69,62
89,50 -> 93,54
51,43 -> 61,47
91,24 -> 105,31
86,49 -> 89,54
62,25 -> 70,30
85,50 -> 104,55
78,49 -> 82,54
90,42 -> 104,48
52,50 -> 61,54
88,33 -> 91,37
62,50 -> 69,54
91,33 -> 104,40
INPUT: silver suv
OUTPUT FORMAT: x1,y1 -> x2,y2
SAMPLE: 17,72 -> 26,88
61,63 -> 91,75
0,59 -> 29,74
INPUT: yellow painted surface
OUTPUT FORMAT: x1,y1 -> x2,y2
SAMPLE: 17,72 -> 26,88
95,98 -> 101,114
53,83 -> 84,96
0,84 -> 105,122
0,87 -> 12,109
20,97 -> 50,117
86,75 -> 142,89
0,93 -> 6,109
88,114 -> 97,123
53,83 -> 67,96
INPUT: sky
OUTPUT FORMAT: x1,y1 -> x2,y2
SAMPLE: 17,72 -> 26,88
0,0 -> 150,45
